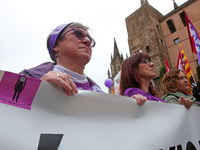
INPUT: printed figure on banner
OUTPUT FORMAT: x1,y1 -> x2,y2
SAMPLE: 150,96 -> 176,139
12,75 -> 27,102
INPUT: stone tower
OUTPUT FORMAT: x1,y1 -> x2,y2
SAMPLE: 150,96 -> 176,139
108,38 -> 124,94
141,0 -> 148,5
125,0 -> 170,96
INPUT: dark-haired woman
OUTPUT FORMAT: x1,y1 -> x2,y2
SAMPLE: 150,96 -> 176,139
120,52 -> 166,105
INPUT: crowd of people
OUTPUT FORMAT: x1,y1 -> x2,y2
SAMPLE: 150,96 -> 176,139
20,22 -> 200,109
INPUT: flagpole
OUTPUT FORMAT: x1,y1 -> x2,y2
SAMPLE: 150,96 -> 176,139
192,53 -> 198,84
192,52 -> 199,80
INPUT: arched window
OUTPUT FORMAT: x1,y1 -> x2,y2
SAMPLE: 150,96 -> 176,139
157,25 -> 160,32
160,39 -> 164,47
146,46 -> 150,53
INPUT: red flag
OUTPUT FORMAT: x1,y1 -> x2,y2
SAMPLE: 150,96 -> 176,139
165,57 -> 170,72
184,10 -> 199,54
177,50 -> 184,71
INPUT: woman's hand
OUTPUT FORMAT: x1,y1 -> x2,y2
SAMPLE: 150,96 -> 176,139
40,71 -> 78,96
178,96 -> 193,109
131,94 -> 147,106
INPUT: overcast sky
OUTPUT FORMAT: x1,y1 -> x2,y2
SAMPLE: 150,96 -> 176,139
0,0 -> 188,92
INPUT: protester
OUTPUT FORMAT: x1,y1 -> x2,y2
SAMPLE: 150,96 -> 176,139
192,80 -> 200,101
161,69 -> 199,109
20,22 -> 102,96
119,52 -> 166,105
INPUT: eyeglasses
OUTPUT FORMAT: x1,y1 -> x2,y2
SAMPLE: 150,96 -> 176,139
60,28 -> 96,47
140,59 -> 152,66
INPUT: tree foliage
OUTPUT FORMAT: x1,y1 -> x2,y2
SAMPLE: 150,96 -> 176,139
160,66 -> 166,80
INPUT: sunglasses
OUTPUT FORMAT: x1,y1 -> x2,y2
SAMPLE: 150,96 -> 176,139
140,59 -> 152,66
60,28 -> 96,47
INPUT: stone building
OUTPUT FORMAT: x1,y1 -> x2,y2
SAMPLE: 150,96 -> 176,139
159,0 -> 200,77
108,0 -> 200,96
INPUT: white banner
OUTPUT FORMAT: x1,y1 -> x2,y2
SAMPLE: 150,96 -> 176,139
113,71 -> 120,95
0,71 -> 200,150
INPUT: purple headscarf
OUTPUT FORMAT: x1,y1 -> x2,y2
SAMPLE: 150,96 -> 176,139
47,23 -> 72,60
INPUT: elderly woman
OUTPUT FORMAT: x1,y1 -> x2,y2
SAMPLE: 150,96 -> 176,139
161,69 -> 199,109
119,52 -> 166,105
20,22 -> 102,96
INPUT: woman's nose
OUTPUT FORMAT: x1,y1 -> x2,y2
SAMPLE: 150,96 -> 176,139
82,36 -> 91,47
149,62 -> 154,66
184,78 -> 188,83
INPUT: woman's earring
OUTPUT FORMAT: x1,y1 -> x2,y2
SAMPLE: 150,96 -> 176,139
55,53 -> 59,58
